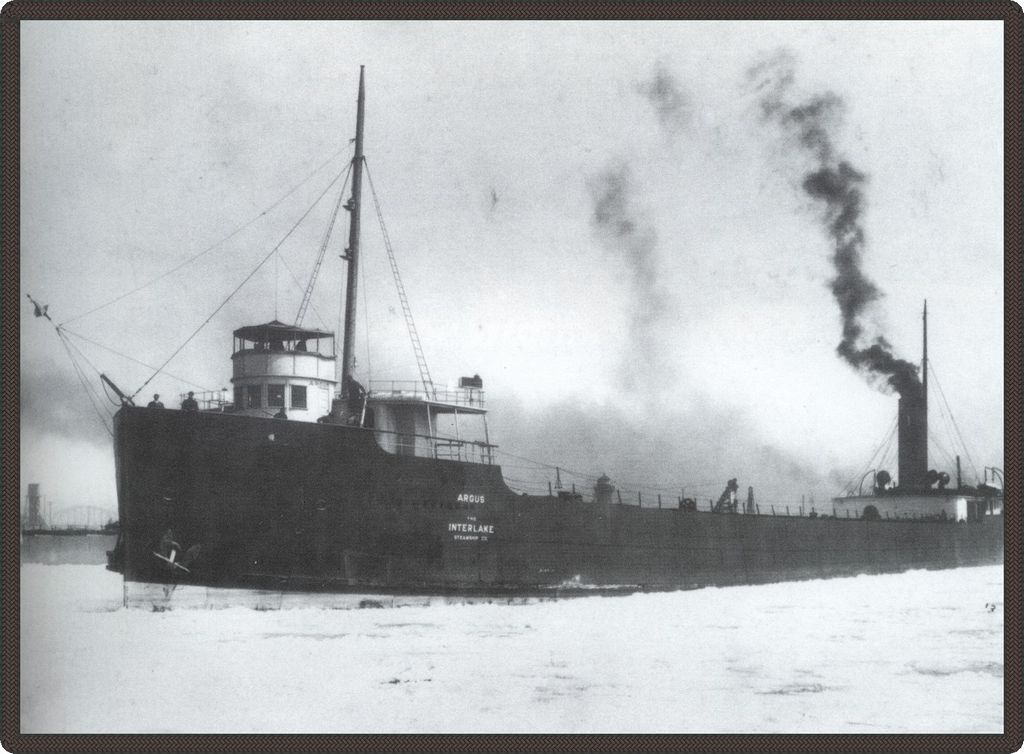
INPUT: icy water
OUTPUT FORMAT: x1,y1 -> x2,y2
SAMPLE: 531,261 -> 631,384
19,564 -> 1003,733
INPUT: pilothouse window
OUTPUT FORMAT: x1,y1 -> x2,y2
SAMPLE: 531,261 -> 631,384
246,385 -> 261,409
268,384 -> 285,408
291,385 -> 307,410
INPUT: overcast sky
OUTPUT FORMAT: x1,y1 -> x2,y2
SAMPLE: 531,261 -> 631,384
19,20 -> 1004,513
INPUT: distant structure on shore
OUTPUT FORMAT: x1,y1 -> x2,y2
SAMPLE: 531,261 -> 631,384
20,483 -> 119,565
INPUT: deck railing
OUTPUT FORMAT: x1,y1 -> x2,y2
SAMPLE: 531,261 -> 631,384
496,481 -> 1000,521
373,426 -> 496,464
368,380 -> 485,408
177,390 -> 231,411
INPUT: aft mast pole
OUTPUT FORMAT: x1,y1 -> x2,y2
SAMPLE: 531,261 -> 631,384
922,299 -> 928,468
922,299 -> 928,413
341,66 -> 366,397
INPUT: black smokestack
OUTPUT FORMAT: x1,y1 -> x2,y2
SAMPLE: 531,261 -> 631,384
898,389 -> 928,490
749,51 -> 922,399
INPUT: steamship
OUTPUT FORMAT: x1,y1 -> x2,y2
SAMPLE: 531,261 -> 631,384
104,69 -> 1003,606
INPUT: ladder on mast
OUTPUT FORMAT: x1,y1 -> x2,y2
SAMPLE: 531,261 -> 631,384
365,162 -> 435,399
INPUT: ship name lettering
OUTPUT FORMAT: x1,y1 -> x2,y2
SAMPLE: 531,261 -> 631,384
456,493 -> 486,504
448,522 -> 495,534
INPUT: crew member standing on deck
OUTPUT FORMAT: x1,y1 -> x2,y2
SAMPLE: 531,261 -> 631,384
147,394 -> 164,408
181,391 -> 199,411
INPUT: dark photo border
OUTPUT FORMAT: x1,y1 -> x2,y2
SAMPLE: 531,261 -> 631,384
2,3 -> 1020,752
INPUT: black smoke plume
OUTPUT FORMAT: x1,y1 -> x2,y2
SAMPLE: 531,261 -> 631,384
749,50 -> 921,397
588,162 -> 672,393
637,63 -> 692,135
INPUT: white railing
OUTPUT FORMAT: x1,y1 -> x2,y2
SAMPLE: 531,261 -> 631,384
177,390 -> 231,411
371,427 -> 495,465
368,380 -> 485,408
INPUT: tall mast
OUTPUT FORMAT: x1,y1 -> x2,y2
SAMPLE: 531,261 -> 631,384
341,66 -> 365,395
922,299 -> 928,470
922,299 -> 928,414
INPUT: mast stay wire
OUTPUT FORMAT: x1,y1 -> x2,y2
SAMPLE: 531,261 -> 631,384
61,327 -> 214,393
928,361 -> 980,483
275,253 -> 331,331
363,159 -> 435,398
841,415 -> 898,496
276,160 -> 353,331
55,330 -> 113,437
927,429 -> 958,472
877,426 -> 899,479
296,159 -> 354,327
932,380 -> 962,469
27,294 -> 113,432
59,145 -> 351,328
360,226 -> 372,383
57,327 -> 107,383
130,167 -> 348,401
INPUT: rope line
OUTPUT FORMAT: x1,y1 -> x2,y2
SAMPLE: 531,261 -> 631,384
61,328 -> 213,393
26,295 -> 113,434
841,415 -> 897,495
58,328 -> 105,380
360,224 -> 372,382
928,429 -> 957,472
928,362 -> 979,483
59,146 -> 350,327
296,159 -> 353,328
130,167 -> 348,400
364,160 -> 435,396
932,378 -> 962,471
276,251 -> 331,329
56,331 -> 113,437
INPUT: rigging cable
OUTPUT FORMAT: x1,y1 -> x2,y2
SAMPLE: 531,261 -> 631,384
60,335 -> 122,409
52,328 -> 113,437
876,425 -> 899,482
130,166 -> 349,401
296,159 -> 354,327
61,327 -> 214,393
58,328 -> 106,382
360,224 -> 372,383
841,415 -> 897,496
876,419 -> 899,488
52,324 -> 121,421
274,251 -> 331,330
930,360 -> 975,480
364,159 -> 435,397
927,430 -> 957,472
928,361 -> 980,483
59,145 -> 351,327
932,384 -> 961,469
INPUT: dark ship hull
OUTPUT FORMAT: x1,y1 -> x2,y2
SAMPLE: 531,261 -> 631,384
108,406 -> 1004,601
